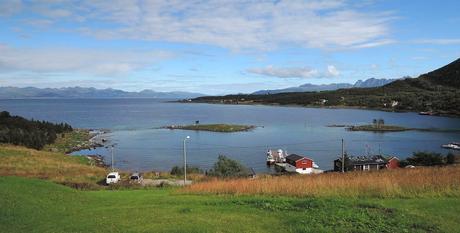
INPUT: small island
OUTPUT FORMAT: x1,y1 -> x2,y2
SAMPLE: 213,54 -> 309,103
347,124 -> 410,132
164,124 -> 256,133
333,118 -> 460,133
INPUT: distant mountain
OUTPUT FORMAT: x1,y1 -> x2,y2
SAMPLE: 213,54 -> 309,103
251,78 -> 398,95
0,87 -> 205,99
191,58 -> 460,116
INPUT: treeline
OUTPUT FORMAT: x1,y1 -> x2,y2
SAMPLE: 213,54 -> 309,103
399,151 -> 458,167
0,111 -> 73,149
192,84 -> 460,116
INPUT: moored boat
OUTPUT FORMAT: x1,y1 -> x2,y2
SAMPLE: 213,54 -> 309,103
442,142 -> 460,150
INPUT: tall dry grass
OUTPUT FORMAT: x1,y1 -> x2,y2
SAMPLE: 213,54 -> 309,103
184,166 -> 460,198
0,144 -> 106,185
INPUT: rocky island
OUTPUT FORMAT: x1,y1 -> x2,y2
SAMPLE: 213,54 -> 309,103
164,124 -> 256,133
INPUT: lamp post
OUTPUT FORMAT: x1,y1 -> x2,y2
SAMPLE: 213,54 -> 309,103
111,145 -> 114,171
183,136 -> 190,185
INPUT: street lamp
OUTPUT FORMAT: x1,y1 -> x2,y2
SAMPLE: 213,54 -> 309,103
183,136 -> 190,185
105,143 -> 117,171
111,145 -> 115,171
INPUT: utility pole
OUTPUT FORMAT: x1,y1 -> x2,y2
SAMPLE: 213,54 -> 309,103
183,136 -> 190,185
341,139 -> 345,173
111,145 -> 114,171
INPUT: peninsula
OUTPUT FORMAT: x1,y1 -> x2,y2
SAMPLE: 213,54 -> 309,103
187,58 -> 460,117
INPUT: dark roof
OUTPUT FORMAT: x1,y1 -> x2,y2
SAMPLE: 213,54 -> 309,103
347,155 -> 391,165
286,154 -> 310,162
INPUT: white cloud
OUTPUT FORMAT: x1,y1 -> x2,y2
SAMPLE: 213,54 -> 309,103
7,0 -> 394,51
327,65 -> 340,76
247,65 -> 342,79
0,0 -> 22,16
247,66 -> 319,78
0,44 -> 173,76
413,39 -> 460,45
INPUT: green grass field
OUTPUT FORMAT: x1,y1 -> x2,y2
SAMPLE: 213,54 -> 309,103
1,145 -> 459,232
1,176 -> 459,233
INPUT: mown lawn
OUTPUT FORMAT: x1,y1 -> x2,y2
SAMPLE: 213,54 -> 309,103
1,176 -> 459,233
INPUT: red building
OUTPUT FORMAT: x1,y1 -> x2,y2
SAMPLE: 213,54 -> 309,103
285,154 -> 315,174
386,157 -> 400,169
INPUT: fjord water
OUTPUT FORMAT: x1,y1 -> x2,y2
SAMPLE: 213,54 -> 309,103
1,98 -> 460,172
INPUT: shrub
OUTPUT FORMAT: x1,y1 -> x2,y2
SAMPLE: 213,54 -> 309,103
170,165 -> 203,176
207,155 -> 250,178
406,151 -> 445,166
446,153 -> 456,164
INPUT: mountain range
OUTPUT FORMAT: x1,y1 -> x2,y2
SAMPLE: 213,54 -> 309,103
252,78 -> 399,95
0,87 -> 204,99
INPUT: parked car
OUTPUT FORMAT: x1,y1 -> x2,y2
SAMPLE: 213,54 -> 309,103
129,172 -> 143,184
106,172 -> 120,184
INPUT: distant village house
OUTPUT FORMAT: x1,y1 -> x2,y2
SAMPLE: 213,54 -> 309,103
334,155 -> 399,172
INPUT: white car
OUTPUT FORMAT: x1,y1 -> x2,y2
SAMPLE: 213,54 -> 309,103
129,173 -> 143,184
106,172 -> 120,184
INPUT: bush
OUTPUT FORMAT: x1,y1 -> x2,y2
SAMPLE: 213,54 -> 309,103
406,152 -> 445,166
446,153 -> 456,164
170,165 -> 203,176
207,155 -> 251,178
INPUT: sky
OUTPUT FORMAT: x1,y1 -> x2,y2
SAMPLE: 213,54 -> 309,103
0,0 -> 459,95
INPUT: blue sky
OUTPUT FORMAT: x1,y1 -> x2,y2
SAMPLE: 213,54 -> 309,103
0,0 -> 459,95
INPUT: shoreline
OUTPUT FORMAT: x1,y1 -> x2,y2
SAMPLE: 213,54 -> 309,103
328,124 -> 460,133
184,101 -> 460,118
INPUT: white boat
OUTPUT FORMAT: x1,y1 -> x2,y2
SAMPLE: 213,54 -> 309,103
442,142 -> 460,150
266,150 -> 275,165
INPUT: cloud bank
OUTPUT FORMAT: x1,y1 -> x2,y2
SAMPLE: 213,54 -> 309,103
247,65 -> 340,79
0,45 -> 173,76
6,0 -> 394,51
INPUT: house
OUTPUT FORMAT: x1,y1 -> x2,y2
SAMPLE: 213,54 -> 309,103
285,154 -> 316,174
334,155 -> 399,172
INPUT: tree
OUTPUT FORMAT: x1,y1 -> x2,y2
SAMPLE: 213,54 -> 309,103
208,155 -> 250,178
0,111 -> 73,149
446,153 -> 456,164
406,152 -> 445,166
372,119 -> 377,127
170,165 -> 202,175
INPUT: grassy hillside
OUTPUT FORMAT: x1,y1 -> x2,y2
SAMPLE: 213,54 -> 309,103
43,129 -> 94,153
0,145 -> 106,187
1,144 -> 460,232
2,176 -> 460,233
191,58 -> 460,116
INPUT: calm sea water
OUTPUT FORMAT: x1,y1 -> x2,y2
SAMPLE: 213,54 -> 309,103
1,98 -> 460,172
